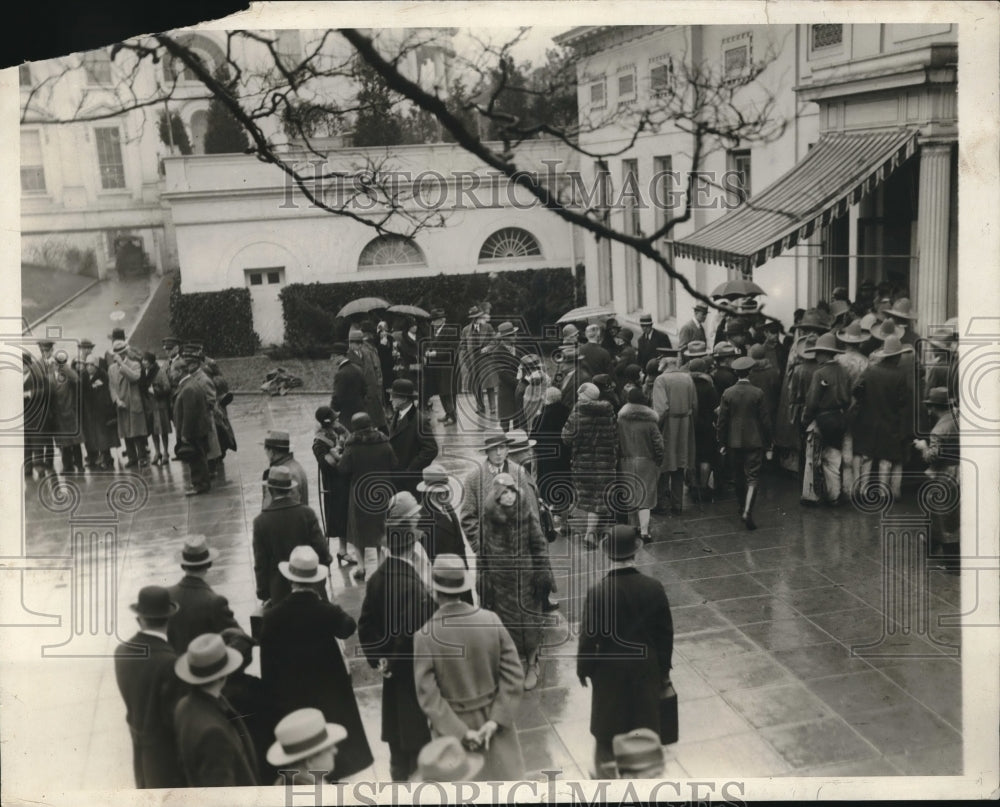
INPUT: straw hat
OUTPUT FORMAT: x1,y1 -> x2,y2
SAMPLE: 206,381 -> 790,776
267,708 -> 347,767
505,429 -> 537,453
278,545 -> 328,584
612,728 -> 665,777
430,553 -> 474,595
177,534 -> 219,568
414,736 -> 484,782
174,633 -> 243,685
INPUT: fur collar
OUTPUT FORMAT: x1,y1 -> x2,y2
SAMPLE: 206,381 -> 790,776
617,402 -> 658,422
346,428 -> 390,445
577,398 -> 615,416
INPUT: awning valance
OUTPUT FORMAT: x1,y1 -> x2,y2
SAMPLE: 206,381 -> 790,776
672,128 -> 920,273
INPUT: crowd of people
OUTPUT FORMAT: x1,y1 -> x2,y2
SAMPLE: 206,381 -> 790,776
29,280 -> 961,789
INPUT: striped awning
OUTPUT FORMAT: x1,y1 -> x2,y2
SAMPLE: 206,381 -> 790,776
672,128 -> 920,273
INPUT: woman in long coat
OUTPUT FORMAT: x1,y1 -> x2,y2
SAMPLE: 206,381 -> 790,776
617,386 -> 664,542
107,343 -> 149,467
561,383 -> 619,548
650,363 -> 697,514
80,355 -> 119,468
312,406 -> 355,565
531,387 -> 572,522
479,473 -> 556,690
259,576 -> 374,780
140,352 -> 172,465
337,412 -> 398,581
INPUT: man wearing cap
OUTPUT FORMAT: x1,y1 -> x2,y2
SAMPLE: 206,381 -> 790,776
423,309 -> 459,426
114,586 -> 186,788
718,356 -> 772,530
635,312 -> 672,369
577,526 -> 673,777
260,546 -> 373,780
414,554 -> 527,781
253,466 -> 332,605
108,338 -> 150,467
173,349 -> 213,495
677,303 -> 708,352
349,328 -> 389,432
358,492 -> 439,781
913,388 -> 960,571
268,708 -> 348,786
166,535 -> 241,653
387,378 -> 438,494
460,305 -> 495,416
330,342 -> 370,431
261,430 -> 309,509
650,350 -> 697,516
173,633 -> 260,786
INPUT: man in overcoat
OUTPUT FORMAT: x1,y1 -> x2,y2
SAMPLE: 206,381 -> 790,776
423,309 -> 459,426
577,526 -> 673,778
261,429 -> 309,509
414,554 -> 526,781
252,466 -> 331,606
349,328 -> 389,432
717,356 -> 772,530
357,499 -> 438,781
166,535 -> 241,653
108,339 -> 150,467
482,321 -> 524,432
114,586 -> 186,788
461,305 -> 496,416
650,350 -> 697,516
330,342 -> 370,432
635,312 -> 672,369
173,633 -> 260,786
802,333 -> 852,505
173,350 -> 213,495
676,303 -> 708,352
387,378 -> 438,494
579,323 -> 613,378
259,546 -> 373,781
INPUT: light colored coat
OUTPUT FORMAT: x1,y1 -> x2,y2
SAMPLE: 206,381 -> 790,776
414,600 -> 525,781
108,353 -> 148,438
651,368 -> 697,471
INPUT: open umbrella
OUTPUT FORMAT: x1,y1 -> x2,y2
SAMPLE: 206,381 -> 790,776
710,279 -> 766,299
556,305 -> 618,324
337,297 -> 391,318
387,304 -> 430,318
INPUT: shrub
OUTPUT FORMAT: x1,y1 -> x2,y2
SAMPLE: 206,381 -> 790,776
169,282 -> 260,357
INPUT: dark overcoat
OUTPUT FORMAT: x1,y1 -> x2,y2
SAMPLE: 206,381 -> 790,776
577,567 -> 673,741
419,497 -> 468,562
252,498 -> 331,603
165,575 -> 241,654
483,342 -> 523,422
748,362 -> 782,427
222,670 -> 275,785
260,589 -> 373,780
636,328 -> 672,369
531,400 -> 572,509
331,359 -> 369,432
387,406 -> 438,494
717,379 -> 771,449
691,372 -> 720,463
173,374 -> 212,446
313,423 -> 351,539
561,398 -> 619,513
173,689 -> 259,786
424,324 -> 459,399
114,632 -> 187,788
80,366 -> 120,450
338,427 -> 397,550
357,556 -> 438,752
579,342 -> 613,377
852,361 -> 913,462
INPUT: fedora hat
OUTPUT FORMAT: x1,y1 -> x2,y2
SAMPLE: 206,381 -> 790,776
332,342 -> 349,357
869,317 -> 904,341
886,297 -> 916,320
467,304 -> 484,320
496,321 -> 518,338
430,553 -> 474,595
348,328 -> 364,342
178,534 -> 219,568
561,323 -> 580,340
414,735 -> 484,782
923,387 -> 951,407
175,633 -> 243,685
108,327 -> 126,341
390,378 -> 418,399
112,339 -> 129,354
505,429 -> 537,453
796,333 -> 819,360
386,491 -> 423,523
812,332 -> 844,355
417,462 -> 451,492
430,308 -> 446,320
732,356 -> 756,372
683,340 -> 708,358
263,429 -> 291,451
638,311 -> 654,325
748,344 -> 766,361
830,299 -> 851,320
266,465 -> 299,491
480,430 -> 509,451
712,341 -> 737,358
602,524 -> 642,561
350,411 -> 373,432
790,309 -> 828,333
129,585 -> 179,619
267,708 -> 347,767
872,334 -> 907,359
836,319 -> 869,344
693,302 -> 709,313
79,338 -> 95,349
613,728 -> 665,776
279,545 -> 328,584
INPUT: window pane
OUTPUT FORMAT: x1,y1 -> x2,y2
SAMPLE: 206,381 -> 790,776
84,50 -> 112,85
812,24 -> 843,49
20,131 -> 45,192
590,81 -> 605,105
95,128 -> 125,189
478,228 -> 542,262
267,271 -> 281,284
650,63 -> 672,96
249,273 -> 262,286
618,73 -> 634,97
358,235 -> 426,269
725,45 -> 748,76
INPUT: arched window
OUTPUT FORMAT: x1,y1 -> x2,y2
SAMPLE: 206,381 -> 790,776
358,235 -> 427,269
478,227 -> 542,262
162,34 -> 227,84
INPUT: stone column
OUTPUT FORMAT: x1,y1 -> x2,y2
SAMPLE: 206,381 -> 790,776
915,142 -> 954,332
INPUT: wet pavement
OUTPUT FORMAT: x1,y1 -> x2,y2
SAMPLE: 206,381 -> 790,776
7,392 -> 963,791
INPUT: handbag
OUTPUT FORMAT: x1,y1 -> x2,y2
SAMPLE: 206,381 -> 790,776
659,680 -> 678,745
538,497 -> 558,543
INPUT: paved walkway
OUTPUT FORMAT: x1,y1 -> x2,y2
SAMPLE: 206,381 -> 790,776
6,393 -> 963,793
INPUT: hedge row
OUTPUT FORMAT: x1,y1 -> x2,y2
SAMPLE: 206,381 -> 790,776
169,282 -> 261,357
280,266 -> 585,358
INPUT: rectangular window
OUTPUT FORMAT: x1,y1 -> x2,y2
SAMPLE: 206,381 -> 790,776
246,267 -> 284,287
589,79 -> 606,109
652,155 -> 675,319
812,24 -> 844,50
20,130 -> 46,192
19,64 -> 32,87
595,162 -> 613,305
84,49 -> 112,85
247,272 -> 263,286
95,127 -> 126,189
622,159 -> 642,313
650,60 -> 673,97
722,32 -> 753,83
267,270 -> 282,284
727,148 -> 751,204
618,72 -> 635,99
724,45 -> 748,76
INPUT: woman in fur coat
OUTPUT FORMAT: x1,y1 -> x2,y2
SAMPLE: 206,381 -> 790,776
616,386 -> 664,542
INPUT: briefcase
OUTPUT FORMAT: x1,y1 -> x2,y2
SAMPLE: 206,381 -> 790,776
249,604 -> 265,640
659,681 -> 678,745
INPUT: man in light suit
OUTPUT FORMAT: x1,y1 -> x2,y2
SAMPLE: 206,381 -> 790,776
414,554 -> 526,781
387,378 -> 438,495
166,535 -> 241,653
